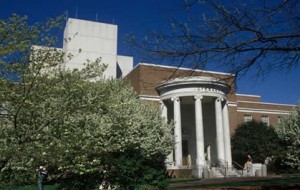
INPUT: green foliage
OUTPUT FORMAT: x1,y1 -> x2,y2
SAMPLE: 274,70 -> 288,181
100,150 -> 168,190
0,14 -> 174,189
0,14 -> 65,187
231,121 -> 283,166
275,105 -> 300,169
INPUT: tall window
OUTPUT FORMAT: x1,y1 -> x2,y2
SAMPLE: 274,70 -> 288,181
277,116 -> 282,124
261,115 -> 269,126
244,115 -> 252,123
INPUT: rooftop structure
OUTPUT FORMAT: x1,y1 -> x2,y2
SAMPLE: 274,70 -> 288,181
62,18 -> 133,78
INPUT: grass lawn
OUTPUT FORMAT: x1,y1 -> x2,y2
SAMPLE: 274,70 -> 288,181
3,175 -> 300,190
167,175 -> 300,189
0,184 -> 58,190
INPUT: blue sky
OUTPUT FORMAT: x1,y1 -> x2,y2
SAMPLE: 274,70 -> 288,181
1,0 -> 299,105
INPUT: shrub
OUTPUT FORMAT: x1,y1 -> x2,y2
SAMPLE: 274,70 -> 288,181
231,121 -> 284,167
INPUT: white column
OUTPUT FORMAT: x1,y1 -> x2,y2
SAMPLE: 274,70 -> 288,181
160,100 -> 174,166
172,97 -> 182,167
222,101 -> 232,167
160,100 -> 168,123
194,95 -> 205,166
215,97 -> 225,162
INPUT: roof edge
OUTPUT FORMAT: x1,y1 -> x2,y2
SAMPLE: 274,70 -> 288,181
133,62 -> 235,76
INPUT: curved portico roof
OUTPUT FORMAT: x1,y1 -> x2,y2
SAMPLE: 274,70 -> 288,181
156,76 -> 230,99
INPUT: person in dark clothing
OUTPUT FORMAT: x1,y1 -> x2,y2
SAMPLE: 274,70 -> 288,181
37,166 -> 47,190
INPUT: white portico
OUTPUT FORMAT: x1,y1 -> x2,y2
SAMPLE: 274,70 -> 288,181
157,76 -> 232,178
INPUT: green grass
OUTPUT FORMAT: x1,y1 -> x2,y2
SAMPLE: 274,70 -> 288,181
0,184 -> 58,190
5,176 -> 300,190
167,178 -> 199,183
167,176 -> 300,189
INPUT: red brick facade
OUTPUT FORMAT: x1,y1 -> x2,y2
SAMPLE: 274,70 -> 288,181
125,63 -> 295,134
125,63 -> 236,97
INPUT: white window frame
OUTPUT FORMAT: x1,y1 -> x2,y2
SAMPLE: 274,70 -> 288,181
244,115 -> 253,123
261,115 -> 269,126
277,116 -> 282,124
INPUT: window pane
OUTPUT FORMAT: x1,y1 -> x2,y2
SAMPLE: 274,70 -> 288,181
261,116 -> 269,125
244,115 -> 252,123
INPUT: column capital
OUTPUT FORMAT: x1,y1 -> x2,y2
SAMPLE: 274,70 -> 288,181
215,97 -> 224,102
194,95 -> 203,100
223,100 -> 229,106
171,96 -> 180,102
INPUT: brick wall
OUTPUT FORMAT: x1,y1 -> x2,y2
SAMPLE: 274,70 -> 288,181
125,63 -> 235,97
125,63 -> 295,134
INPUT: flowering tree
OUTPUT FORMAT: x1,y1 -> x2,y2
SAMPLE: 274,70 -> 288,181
0,15 -> 174,189
275,105 -> 300,169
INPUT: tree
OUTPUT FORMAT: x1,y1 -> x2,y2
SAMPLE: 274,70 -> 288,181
0,15 -> 174,189
128,0 -> 300,82
231,121 -> 283,166
275,104 -> 300,169
0,15 -> 65,183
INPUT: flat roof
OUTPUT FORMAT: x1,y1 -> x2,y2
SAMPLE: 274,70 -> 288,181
127,62 -> 234,77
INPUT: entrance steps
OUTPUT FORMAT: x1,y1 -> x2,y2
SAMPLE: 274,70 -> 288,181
211,167 -> 241,178
211,167 -> 224,178
237,169 -> 252,177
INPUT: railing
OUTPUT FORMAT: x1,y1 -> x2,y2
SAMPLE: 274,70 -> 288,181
232,161 -> 244,176
215,160 -> 228,177
215,160 -> 245,177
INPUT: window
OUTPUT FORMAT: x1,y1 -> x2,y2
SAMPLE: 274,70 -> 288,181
244,115 -> 252,123
261,116 -> 269,126
277,116 -> 282,124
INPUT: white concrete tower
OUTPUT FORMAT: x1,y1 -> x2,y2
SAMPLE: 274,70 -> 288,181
62,18 -> 133,78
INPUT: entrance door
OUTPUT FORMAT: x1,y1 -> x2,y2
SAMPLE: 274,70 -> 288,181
182,140 -> 190,166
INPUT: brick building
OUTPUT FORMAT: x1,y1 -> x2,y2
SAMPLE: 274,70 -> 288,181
125,63 -> 293,134
59,18 -> 294,178
125,63 -> 294,177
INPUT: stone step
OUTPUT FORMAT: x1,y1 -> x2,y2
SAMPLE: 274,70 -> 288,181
211,167 -> 224,178
212,167 -> 242,178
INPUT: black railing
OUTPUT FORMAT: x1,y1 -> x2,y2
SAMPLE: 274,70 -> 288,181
232,160 -> 244,176
216,160 -> 228,177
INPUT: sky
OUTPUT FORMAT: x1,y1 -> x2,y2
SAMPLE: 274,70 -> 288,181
1,0 -> 299,105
